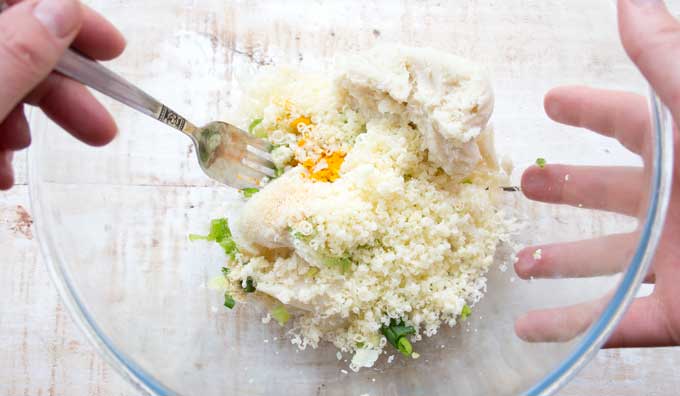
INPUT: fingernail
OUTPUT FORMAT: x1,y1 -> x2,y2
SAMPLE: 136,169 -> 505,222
514,249 -> 536,277
514,258 -> 532,277
523,169 -> 549,192
545,99 -> 561,120
33,0 -> 81,38
630,0 -> 662,7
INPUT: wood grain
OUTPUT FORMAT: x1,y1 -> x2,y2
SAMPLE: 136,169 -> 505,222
0,187 -> 130,396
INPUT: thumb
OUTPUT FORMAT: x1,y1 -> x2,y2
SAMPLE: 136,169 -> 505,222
0,0 -> 82,120
618,0 -> 680,122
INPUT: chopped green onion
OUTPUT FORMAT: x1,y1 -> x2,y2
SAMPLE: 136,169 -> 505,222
188,218 -> 239,259
356,342 -> 365,349
292,226 -> 316,242
241,187 -> 259,198
221,267 -> 230,277
223,292 -> 236,309
197,127 -> 221,163
248,118 -> 263,134
536,158 -> 546,168
324,256 -> 352,273
461,177 -> 473,184
380,319 -> 416,357
208,218 -> 230,240
305,267 -> 320,278
397,337 -> 413,356
219,239 -> 238,259
271,305 -> 290,326
460,304 -> 472,320
293,231 -> 310,241
243,277 -> 256,293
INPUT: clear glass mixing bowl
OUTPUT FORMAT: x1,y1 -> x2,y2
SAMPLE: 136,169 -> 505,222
28,1 -> 674,395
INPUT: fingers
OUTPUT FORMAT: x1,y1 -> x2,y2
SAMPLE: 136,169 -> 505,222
515,295 -> 609,343
604,295 -> 678,348
27,73 -> 117,146
0,0 -> 120,173
544,86 -> 649,155
521,164 -> 644,216
0,0 -> 83,120
514,233 -> 638,280
0,104 -> 30,191
0,150 -> 15,190
70,4 -> 125,60
515,294 -> 676,347
618,0 -> 680,122
6,1 -> 126,60
0,104 -> 31,150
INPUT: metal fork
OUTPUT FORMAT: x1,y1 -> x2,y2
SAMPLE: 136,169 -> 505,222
55,49 -> 275,189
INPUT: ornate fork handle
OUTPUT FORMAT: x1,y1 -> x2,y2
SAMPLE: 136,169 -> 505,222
56,48 -> 198,135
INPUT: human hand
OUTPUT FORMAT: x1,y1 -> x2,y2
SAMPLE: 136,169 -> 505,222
0,0 -> 125,189
514,0 -> 680,348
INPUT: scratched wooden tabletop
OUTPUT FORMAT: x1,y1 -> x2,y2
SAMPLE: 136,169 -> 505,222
3,1 -> 680,395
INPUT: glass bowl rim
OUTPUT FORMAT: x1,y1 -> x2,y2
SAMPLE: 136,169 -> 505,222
26,86 -> 674,396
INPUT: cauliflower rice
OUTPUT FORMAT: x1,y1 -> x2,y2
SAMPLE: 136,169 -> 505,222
208,45 -> 513,370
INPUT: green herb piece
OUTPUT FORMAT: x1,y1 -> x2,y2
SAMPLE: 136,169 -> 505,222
221,267 -> 230,277
356,342 -> 365,349
536,157 -> 546,168
271,305 -> 290,326
243,277 -> 256,293
198,144 -> 210,163
219,239 -> 238,259
209,218 -> 230,240
241,187 -> 259,198
324,256 -> 352,273
341,259 -> 352,273
189,218 -> 239,259
293,231 -> 314,242
380,319 -> 416,357
197,127 -> 221,163
291,224 -> 317,242
397,337 -> 413,356
460,304 -> 472,321
461,178 -> 473,184
305,267 -> 320,278
223,292 -> 236,309
248,118 -> 263,134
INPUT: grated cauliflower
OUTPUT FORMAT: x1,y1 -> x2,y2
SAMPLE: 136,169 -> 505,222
217,45 -> 513,370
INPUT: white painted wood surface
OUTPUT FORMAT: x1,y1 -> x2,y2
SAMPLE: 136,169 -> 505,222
3,1 -> 680,395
